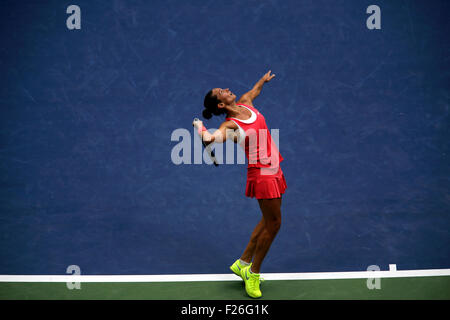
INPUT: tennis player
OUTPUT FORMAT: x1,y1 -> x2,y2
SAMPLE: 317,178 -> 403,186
193,70 -> 287,298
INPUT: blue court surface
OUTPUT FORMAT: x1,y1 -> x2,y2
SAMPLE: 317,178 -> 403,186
0,0 -> 449,300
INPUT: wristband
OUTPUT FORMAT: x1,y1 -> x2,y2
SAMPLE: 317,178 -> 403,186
198,125 -> 207,135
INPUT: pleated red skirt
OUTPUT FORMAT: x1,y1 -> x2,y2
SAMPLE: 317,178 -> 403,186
245,166 -> 287,199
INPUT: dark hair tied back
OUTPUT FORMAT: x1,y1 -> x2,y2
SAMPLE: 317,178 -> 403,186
203,90 -> 226,119
202,108 -> 213,119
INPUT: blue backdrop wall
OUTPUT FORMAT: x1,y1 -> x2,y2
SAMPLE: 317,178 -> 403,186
0,0 -> 449,275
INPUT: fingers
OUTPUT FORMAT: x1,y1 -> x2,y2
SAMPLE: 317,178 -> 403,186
264,70 -> 275,81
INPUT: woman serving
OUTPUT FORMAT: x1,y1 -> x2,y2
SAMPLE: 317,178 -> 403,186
193,70 -> 287,299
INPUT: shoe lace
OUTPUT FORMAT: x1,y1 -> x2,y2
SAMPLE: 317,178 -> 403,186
248,274 -> 264,290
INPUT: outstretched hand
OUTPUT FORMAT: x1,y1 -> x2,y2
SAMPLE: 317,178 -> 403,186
192,118 -> 203,129
262,70 -> 276,82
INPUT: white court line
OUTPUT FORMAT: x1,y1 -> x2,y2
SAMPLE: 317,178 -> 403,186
0,268 -> 449,283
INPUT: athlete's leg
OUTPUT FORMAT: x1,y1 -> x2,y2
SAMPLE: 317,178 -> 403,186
250,197 -> 282,274
240,218 -> 265,263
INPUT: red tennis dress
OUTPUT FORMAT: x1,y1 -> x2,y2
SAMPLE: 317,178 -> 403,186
226,103 -> 287,199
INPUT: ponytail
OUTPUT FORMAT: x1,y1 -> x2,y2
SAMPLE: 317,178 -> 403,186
202,108 -> 213,119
